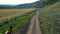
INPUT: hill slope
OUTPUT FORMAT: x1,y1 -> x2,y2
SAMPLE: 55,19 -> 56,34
16,1 -> 42,8
39,1 -> 60,34
0,0 -> 43,9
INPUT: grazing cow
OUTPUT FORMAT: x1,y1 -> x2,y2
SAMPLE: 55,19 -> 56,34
5,26 -> 13,34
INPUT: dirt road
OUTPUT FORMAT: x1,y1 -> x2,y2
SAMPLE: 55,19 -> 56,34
13,11 -> 42,34
27,11 -> 42,34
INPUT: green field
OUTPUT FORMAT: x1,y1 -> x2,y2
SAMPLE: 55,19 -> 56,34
39,1 -> 60,34
0,9 -> 36,34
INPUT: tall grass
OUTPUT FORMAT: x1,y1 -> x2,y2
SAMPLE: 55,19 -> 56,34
39,1 -> 60,34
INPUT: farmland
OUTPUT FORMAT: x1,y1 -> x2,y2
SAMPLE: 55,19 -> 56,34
39,1 -> 60,34
0,9 -> 36,34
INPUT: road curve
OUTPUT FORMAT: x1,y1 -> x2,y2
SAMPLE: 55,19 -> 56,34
27,11 -> 42,34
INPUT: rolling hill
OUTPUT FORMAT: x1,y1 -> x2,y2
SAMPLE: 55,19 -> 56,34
0,0 -> 43,9
16,1 -> 42,8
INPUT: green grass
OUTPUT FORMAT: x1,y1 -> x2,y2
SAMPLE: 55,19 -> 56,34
39,1 -> 60,34
0,10 -> 36,34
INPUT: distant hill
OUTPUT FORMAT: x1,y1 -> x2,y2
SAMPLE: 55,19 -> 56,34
16,1 -> 43,8
0,0 -> 59,9
0,5 -> 14,9
0,0 -> 43,9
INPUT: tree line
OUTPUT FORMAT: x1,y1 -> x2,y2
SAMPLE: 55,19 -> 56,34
42,0 -> 60,6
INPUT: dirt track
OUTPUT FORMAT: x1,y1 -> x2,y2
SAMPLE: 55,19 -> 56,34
13,11 -> 42,34
27,11 -> 42,34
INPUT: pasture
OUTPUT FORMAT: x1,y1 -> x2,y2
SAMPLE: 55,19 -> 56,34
0,9 -> 34,23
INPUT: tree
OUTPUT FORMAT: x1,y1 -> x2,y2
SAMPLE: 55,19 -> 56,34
47,0 -> 59,4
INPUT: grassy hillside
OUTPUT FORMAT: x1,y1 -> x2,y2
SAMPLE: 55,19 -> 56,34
39,1 -> 60,34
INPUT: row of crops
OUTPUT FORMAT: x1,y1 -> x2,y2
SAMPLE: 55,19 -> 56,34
0,10 -> 36,34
